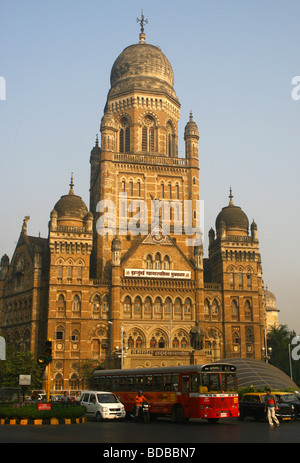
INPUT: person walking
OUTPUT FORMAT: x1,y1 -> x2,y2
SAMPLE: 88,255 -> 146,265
264,388 -> 280,427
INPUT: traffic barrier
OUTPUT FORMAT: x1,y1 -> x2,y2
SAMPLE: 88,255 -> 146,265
0,417 -> 86,425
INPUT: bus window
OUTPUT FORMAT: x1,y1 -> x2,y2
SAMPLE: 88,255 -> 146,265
163,374 -> 171,391
106,376 -> 111,391
144,375 -> 153,391
172,374 -> 179,391
128,376 -> 135,391
112,376 -> 119,391
182,375 -> 189,393
202,373 -> 221,392
120,376 -> 127,391
136,376 -> 143,391
99,377 -> 105,391
221,373 -> 237,392
153,375 -> 162,391
191,373 -> 198,392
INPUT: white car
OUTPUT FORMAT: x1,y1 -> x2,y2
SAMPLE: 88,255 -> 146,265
80,391 -> 126,421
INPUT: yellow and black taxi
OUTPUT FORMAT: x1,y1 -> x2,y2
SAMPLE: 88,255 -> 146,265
238,392 -> 296,422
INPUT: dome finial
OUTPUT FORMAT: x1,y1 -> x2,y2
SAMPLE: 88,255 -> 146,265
137,9 -> 148,43
229,186 -> 234,205
69,172 -> 74,195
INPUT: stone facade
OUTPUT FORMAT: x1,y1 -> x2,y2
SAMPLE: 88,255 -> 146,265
0,30 -> 268,392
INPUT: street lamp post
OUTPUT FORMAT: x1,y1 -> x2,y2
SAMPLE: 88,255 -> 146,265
262,329 -> 272,363
110,322 -> 127,368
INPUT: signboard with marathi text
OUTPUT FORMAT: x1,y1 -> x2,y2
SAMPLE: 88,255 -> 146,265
38,403 -> 51,411
124,269 -> 191,279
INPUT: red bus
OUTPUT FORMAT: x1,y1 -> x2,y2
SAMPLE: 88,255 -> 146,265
93,363 -> 239,423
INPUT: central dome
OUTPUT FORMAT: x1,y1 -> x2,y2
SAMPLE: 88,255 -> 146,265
108,41 -> 179,104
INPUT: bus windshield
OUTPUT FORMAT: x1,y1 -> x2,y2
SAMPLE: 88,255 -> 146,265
201,373 -> 237,393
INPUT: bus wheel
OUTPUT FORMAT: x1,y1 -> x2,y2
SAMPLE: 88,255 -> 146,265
173,405 -> 186,423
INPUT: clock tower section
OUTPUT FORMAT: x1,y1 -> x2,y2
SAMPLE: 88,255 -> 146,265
89,29 -> 201,281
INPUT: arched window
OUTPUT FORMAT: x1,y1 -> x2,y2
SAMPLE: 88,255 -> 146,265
204,299 -> 210,319
212,299 -> 219,319
92,295 -> 101,313
102,295 -> 109,314
155,253 -> 162,269
57,294 -> 65,314
231,300 -> 239,321
166,122 -> 173,156
184,298 -> 192,315
174,297 -> 182,314
150,337 -> 157,348
144,296 -> 152,314
163,255 -> 171,270
123,296 -> 132,313
71,329 -> 80,342
142,115 -> 155,152
72,295 -> 81,313
146,254 -> 153,269
69,374 -> 79,391
164,297 -> 172,315
56,325 -> 64,341
55,374 -> 63,391
134,296 -> 142,313
173,337 -> 179,348
244,300 -> 253,321
119,117 -> 130,153
154,297 -> 162,314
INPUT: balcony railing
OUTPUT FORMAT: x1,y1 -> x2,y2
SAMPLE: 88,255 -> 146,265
114,152 -> 188,167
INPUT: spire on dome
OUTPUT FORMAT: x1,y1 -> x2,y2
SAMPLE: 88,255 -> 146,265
69,172 -> 74,195
229,187 -> 234,205
137,9 -> 148,43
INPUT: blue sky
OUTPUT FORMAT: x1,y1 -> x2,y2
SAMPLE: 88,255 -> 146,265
1,0 -> 299,331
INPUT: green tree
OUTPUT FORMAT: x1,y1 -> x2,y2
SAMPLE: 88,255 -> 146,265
267,325 -> 300,387
0,349 -> 44,389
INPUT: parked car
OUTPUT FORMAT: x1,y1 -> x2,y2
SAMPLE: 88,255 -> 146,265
80,391 -> 126,421
274,392 -> 300,419
238,392 -> 295,422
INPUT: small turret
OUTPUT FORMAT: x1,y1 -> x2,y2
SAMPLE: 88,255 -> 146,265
0,254 -> 9,280
184,111 -> 199,160
111,235 -> 122,266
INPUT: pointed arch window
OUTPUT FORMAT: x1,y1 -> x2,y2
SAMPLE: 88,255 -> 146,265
144,296 -> 152,314
244,300 -> 253,321
119,117 -> 130,153
57,294 -> 66,314
231,300 -> 239,321
123,296 -> 132,313
155,253 -> 162,269
134,296 -> 142,313
146,254 -> 153,269
92,295 -> 101,313
174,297 -> 182,314
72,295 -> 81,313
154,297 -> 162,314
142,116 -> 155,153
166,122 -> 173,156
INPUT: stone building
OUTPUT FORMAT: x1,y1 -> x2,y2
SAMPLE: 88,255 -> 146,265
264,286 -> 280,331
0,26 -> 268,392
